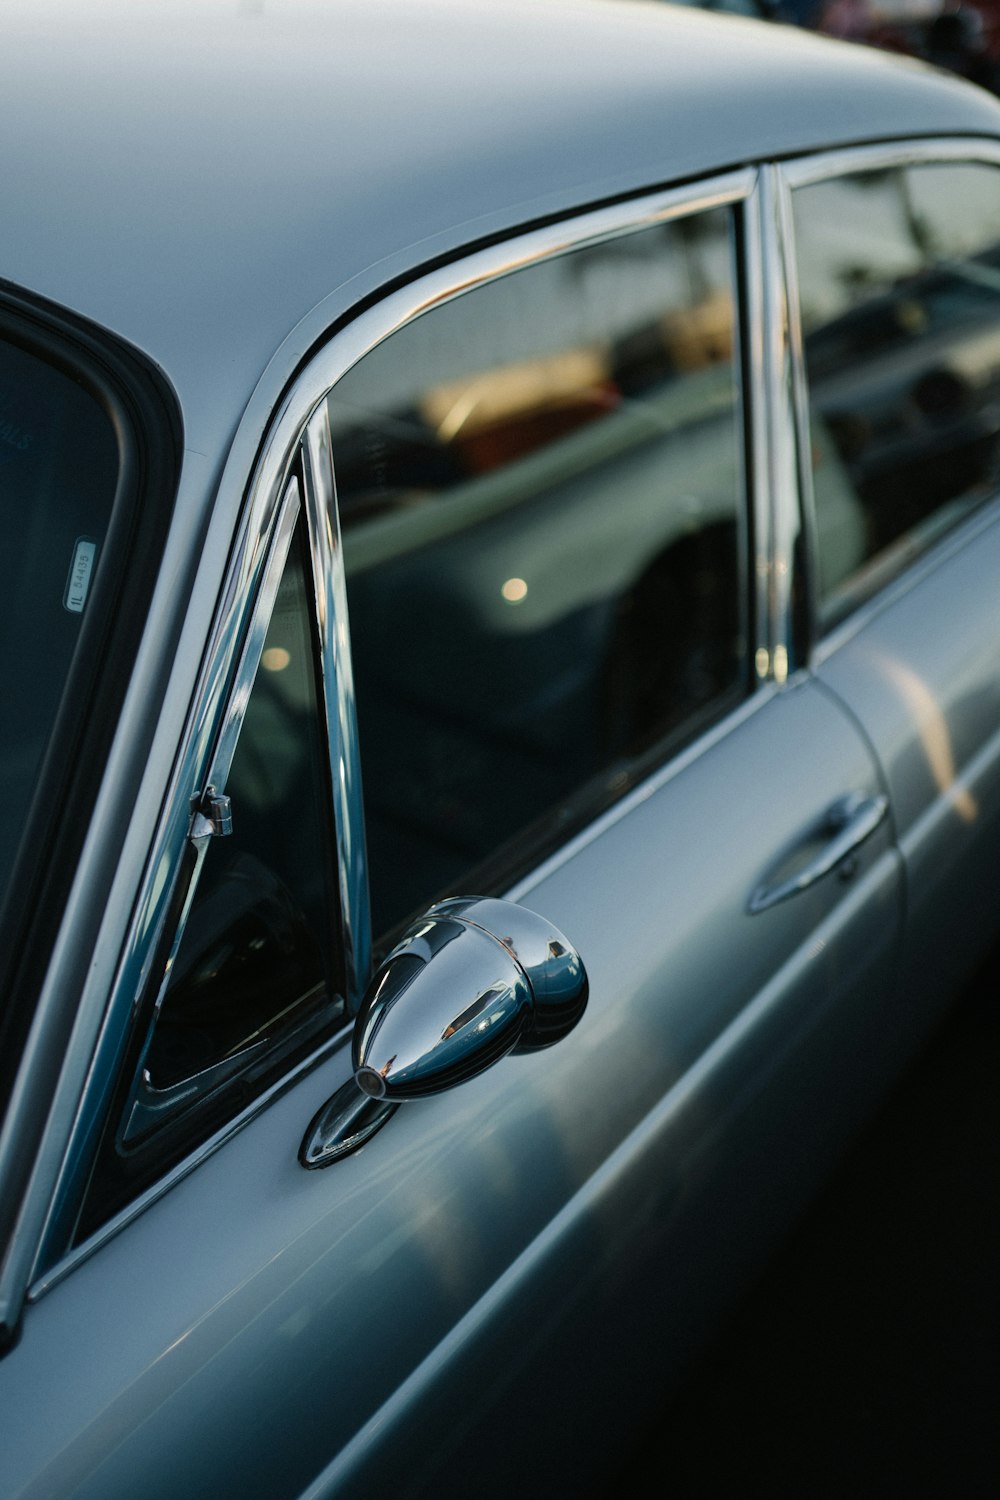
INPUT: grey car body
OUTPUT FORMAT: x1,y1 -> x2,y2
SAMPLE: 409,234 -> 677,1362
3,2 -> 1000,1496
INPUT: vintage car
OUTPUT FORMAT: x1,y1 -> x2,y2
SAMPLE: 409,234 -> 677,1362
3,1 -> 1000,1494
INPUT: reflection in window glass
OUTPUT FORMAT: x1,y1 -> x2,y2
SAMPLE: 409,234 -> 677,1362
794,163 -> 1000,624
331,209 -> 747,937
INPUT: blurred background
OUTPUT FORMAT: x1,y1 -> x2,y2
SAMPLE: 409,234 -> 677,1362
616,0 -> 1000,93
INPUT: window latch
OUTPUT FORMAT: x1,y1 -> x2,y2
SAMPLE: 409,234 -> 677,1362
189,784 -> 233,844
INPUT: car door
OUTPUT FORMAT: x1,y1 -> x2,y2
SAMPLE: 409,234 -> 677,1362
0,173 -> 902,1499
784,146 -> 1000,1053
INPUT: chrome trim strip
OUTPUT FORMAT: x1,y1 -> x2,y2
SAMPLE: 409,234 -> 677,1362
812,493 -> 1000,667
507,678 -> 780,905
27,167 -> 758,1287
206,477 -> 301,793
302,405 -> 371,1008
757,165 -> 798,684
742,173 -> 772,679
781,136 -> 1000,190
774,164 -> 816,667
255,173 -> 756,461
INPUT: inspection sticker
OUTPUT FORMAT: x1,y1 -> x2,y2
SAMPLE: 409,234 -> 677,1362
64,537 -> 98,614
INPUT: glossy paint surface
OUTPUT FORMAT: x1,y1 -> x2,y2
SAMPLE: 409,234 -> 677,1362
0,683 -> 900,1498
4,2 -> 1000,1495
818,506 -> 1000,1027
2,0 -> 996,473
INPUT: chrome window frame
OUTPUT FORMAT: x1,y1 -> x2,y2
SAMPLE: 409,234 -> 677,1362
753,165 -> 801,684
27,166 -> 773,1295
779,137 -> 1000,667
319,169 -> 769,942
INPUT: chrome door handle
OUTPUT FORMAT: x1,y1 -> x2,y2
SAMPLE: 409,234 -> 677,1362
748,791 -> 889,914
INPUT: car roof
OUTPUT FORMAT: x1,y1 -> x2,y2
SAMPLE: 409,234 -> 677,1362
5,0 -> 1000,459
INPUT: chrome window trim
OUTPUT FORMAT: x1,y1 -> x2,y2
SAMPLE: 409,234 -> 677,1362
743,175 -> 772,683
301,169 -> 756,406
811,492 -> 1000,668
301,404 -> 370,1006
28,167 -> 764,1290
204,478 -> 302,796
780,137 -> 1000,667
772,162 -> 816,667
782,136 -> 1000,191
507,677 -> 782,907
755,165 -> 799,684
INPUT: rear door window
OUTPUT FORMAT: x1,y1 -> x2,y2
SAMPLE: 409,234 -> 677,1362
792,160 -> 1000,626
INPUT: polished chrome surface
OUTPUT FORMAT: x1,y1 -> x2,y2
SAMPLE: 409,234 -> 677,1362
188,786 -> 232,845
433,898 -> 590,1051
301,402 -> 370,1010
206,482 -> 301,795
748,791 -> 889,914
352,898 -> 588,1100
354,919 -> 532,1100
273,172 -> 756,457
742,173 -> 773,682
757,164 -> 798,685
775,162 -> 818,660
782,137 -> 1000,191
299,1079 -> 397,1169
125,1043 -> 270,1143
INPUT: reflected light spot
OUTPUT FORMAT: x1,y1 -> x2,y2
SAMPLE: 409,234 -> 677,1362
773,645 -> 789,685
878,654 -> 977,824
501,577 -> 528,604
262,647 -> 291,672
755,646 -> 770,679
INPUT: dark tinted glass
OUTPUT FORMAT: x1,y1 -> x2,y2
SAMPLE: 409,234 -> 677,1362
0,339 -> 118,916
331,209 -> 747,938
794,162 -> 1000,625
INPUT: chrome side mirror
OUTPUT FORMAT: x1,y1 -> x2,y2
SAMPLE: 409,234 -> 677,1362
300,897 -> 587,1168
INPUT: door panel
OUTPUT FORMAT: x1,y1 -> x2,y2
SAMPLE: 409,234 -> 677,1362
0,681 -> 900,1499
817,507 -> 1000,1034
790,153 -> 1000,1052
